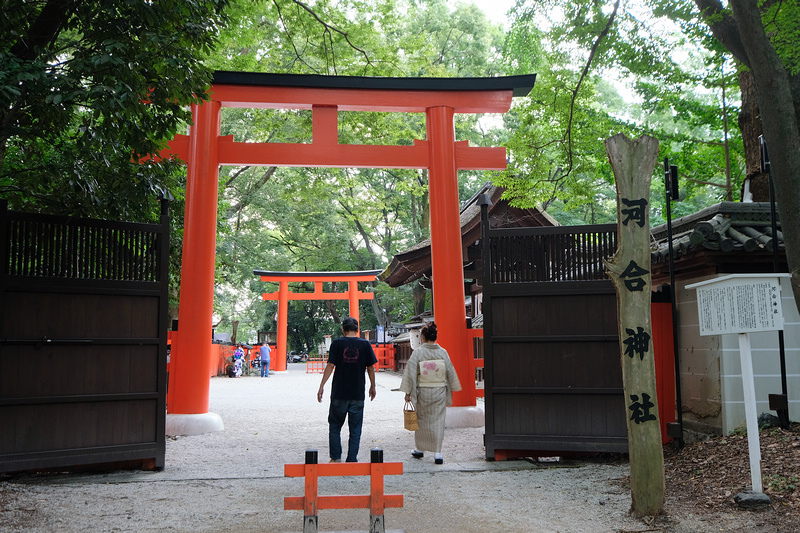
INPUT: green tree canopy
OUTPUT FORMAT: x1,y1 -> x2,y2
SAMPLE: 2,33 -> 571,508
1,0 -> 228,220
497,0 -> 746,225
498,0 -> 800,313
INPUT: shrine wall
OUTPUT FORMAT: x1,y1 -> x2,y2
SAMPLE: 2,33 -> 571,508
676,275 -> 723,436
677,275 -> 800,436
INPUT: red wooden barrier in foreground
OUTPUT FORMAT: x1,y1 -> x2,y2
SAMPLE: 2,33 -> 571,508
284,449 -> 403,533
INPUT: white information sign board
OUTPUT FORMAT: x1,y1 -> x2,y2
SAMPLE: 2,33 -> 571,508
687,274 -> 789,336
686,273 -> 790,496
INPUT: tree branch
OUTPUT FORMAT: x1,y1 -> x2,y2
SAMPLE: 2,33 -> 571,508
289,0 -> 374,74
9,0 -> 75,61
223,166 -> 278,220
337,197 -> 380,268
694,0 -> 750,67
563,0 -> 619,179
223,166 -> 251,189
272,0 -> 317,72
681,174 -> 727,188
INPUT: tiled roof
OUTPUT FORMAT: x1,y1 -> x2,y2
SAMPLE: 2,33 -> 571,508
378,182 -> 556,287
650,202 -> 784,263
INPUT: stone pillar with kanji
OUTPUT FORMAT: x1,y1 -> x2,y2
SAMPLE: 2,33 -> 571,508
603,133 -> 665,517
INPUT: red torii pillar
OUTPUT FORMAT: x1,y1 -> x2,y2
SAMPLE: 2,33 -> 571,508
162,73 -> 535,433
254,270 -> 382,369
426,105 -> 474,407
165,101 -> 223,431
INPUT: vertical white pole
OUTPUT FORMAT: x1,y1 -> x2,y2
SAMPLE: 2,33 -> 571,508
738,332 -> 763,493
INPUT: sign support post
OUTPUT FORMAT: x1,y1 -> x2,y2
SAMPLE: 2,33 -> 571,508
687,273 -> 791,507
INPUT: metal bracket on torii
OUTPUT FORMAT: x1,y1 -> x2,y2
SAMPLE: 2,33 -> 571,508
163,71 -> 536,418
254,270 -> 382,371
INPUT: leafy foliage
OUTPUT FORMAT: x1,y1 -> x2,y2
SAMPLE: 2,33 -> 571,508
1,0 -> 228,220
498,0 -> 745,223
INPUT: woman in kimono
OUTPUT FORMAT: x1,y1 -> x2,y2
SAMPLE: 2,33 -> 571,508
399,322 -> 461,464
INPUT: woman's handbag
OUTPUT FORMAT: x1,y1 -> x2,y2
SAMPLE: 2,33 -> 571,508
403,402 -> 418,431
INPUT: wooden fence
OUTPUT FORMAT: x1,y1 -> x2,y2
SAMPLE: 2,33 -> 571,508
0,201 -> 170,473
481,218 -> 629,459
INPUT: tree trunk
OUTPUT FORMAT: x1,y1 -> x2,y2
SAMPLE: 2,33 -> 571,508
413,281 -> 427,316
731,2 -> 800,322
737,70 -> 770,201
231,320 -> 239,345
603,134 -> 665,517
697,0 -> 800,319
324,300 -> 341,324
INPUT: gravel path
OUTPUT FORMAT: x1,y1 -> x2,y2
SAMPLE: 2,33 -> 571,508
0,365 -> 769,532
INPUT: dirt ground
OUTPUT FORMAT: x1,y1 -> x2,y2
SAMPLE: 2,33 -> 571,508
1,366 -> 798,532
661,422 -> 800,532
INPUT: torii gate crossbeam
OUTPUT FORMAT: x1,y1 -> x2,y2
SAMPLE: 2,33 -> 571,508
164,72 -> 536,434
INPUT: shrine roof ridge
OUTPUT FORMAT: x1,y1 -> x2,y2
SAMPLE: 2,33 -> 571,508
213,71 -> 537,98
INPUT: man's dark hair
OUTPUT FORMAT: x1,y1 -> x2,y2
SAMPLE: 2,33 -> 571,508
341,317 -> 359,332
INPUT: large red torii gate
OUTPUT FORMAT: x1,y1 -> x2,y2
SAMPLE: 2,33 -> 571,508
254,270 -> 382,370
165,72 -> 536,434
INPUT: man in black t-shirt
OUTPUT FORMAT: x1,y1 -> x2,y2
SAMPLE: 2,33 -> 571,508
316,317 -> 377,462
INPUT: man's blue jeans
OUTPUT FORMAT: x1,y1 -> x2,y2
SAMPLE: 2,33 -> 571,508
328,399 -> 364,462
260,359 -> 269,377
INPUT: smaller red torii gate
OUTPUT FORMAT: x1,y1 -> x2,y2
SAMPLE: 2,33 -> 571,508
255,270 -> 382,369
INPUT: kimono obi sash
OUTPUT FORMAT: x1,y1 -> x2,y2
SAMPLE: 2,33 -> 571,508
418,359 -> 446,387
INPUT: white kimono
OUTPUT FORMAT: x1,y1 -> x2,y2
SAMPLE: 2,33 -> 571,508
399,343 -> 462,453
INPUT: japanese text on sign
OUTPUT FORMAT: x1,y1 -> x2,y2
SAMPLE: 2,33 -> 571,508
691,276 -> 785,336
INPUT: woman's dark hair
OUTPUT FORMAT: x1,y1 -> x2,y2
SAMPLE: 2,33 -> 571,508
420,322 -> 437,342
341,317 -> 359,333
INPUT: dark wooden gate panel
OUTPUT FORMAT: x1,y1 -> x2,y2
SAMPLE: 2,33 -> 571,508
0,202 -> 169,473
482,220 -> 627,458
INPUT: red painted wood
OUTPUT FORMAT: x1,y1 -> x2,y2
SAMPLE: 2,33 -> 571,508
284,495 -> 404,511
170,136 -> 508,170
349,280 -> 360,326
283,460 -> 403,515
370,462 -> 384,515
427,106 -> 475,406
651,302 -> 677,444
277,281 -> 289,372
258,273 -> 380,282
304,463 -> 318,516
312,104 -> 338,145
259,273 -> 377,364
168,100 -> 221,414
284,462 -> 403,477
220,139 -> 430,168
262,292 -> 373,301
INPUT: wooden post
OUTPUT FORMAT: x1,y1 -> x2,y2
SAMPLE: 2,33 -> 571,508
369,448 -> 386,533
168,100 -> 220,414
426,105 -> 475,407
303,449 -> 319,533
603,134 -> 665,517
